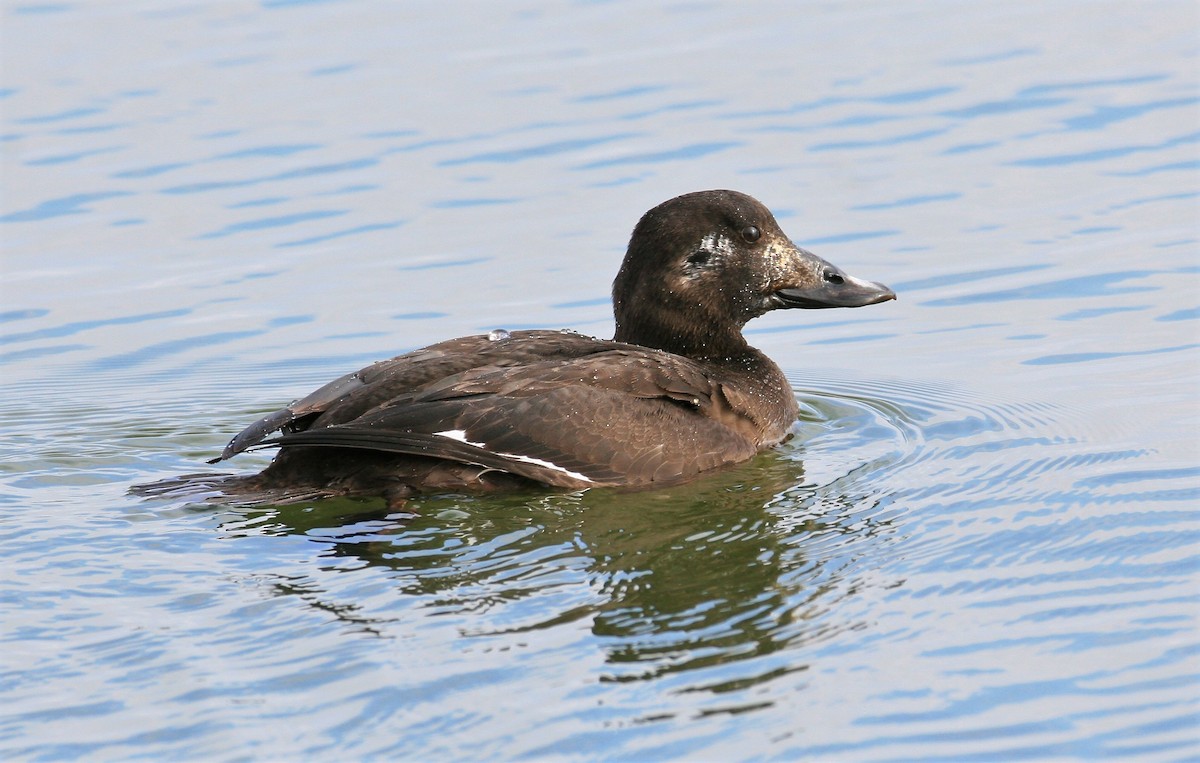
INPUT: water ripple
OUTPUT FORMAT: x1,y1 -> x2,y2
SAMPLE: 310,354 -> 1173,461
1,191 -> 134,223
3,1 -> 1197,758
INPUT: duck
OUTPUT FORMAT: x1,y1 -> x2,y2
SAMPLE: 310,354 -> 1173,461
204,190 -> 895,506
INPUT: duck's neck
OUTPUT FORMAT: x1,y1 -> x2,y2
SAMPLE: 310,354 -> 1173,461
613,314 -> 752,361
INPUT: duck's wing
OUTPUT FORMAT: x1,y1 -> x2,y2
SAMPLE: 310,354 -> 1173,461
262,350 -> 760,489
210,330 -> 615,463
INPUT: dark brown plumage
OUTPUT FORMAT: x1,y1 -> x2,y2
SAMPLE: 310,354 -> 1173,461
174,190 -> 895,505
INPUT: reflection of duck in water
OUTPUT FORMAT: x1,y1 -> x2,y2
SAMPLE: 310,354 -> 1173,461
165,190 -> 894,506
231,452 -> 891,687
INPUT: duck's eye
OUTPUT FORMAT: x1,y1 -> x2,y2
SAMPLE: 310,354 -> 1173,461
686,250 -> 710,266
824,270 -> 845,285
741,225 -> 761,243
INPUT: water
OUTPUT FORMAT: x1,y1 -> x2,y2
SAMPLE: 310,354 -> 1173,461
3,1 -> 1198,759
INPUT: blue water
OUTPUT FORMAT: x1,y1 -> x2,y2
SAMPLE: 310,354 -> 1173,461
3,1 -> 1198,760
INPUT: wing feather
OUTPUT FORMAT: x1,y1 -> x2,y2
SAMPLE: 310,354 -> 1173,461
216,330 -> 760,488
268,381 -> 755,489
211,330 -> 620,461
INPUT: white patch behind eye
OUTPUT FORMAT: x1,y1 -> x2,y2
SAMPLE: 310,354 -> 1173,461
699,232 -> 734,259
685,233 -> 735,279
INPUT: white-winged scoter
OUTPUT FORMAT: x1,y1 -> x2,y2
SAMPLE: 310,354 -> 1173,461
203,190 -> 895,505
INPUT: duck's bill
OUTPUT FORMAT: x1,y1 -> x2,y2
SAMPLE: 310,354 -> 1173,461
772,270 -> 896,309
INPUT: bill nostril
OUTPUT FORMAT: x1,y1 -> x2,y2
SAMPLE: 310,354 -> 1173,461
824,270 -> 844,285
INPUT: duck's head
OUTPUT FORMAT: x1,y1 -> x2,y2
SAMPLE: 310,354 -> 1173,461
612,189 -> 895,357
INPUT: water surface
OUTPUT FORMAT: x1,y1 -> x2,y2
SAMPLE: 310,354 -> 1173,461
2,1 -> 1198,760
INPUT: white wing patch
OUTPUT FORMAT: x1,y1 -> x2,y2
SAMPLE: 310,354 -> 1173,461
434,429 -> 473,444
433,429 -> 594,483
496,453 -> 594,483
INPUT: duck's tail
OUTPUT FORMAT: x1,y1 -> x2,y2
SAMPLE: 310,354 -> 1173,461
129,472 -> 339,506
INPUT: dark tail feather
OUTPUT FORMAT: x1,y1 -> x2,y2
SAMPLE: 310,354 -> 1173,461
129,472 -> 338,506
